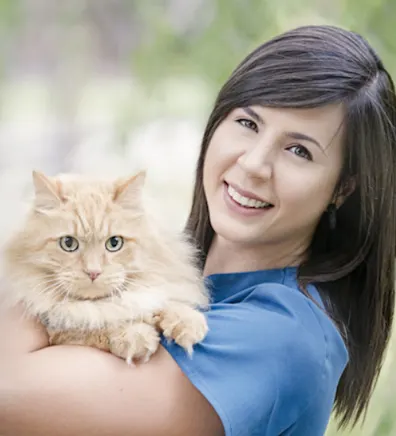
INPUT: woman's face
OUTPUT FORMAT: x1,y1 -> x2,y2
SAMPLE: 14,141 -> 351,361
203,104 -> 345,261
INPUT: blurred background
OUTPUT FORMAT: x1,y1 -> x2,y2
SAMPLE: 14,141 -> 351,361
0,0 -> 394,434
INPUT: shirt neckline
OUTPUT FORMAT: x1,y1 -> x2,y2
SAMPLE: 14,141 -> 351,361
205,266 -> 298,303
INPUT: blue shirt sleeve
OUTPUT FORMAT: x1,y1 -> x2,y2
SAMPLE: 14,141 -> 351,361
161,283 -> 345,436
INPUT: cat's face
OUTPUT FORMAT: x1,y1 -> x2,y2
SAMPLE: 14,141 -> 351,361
12,171 -> 148,300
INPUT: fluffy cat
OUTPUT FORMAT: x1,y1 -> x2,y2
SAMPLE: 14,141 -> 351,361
0,170 -> 209,364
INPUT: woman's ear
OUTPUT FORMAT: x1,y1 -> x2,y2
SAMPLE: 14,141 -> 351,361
335,177 -> 356,208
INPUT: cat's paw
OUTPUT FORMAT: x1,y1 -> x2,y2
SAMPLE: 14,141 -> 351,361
157,303 -> 208,355
109,322 -> 160,365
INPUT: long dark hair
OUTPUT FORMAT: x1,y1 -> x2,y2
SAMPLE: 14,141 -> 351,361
185,25 -> 396,428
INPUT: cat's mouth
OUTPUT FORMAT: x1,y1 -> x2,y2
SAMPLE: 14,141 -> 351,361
69,294 -> 111,301
55,274 -> 125,302
64,286 -> 114,301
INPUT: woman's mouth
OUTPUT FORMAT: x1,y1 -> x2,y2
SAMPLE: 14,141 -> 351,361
223,183 -> 274,216
227,184 -> 273,209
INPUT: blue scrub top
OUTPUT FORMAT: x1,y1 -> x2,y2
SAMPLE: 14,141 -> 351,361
161,266 -> 348,436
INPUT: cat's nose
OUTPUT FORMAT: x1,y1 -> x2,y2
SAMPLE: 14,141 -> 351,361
85,270 -> 102,282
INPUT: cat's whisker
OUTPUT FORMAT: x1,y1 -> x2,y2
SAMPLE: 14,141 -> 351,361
55,288 -> 71,307
40,281 -> 64,296
104,269 -> 155,279
109,290 -> 118,301
14,274 -> 58,286
31,279 -> 62,295
39,281 -> 60,288
115,286 -> 124,298
56,273 -> 76,282
55,282 -> 70,297
40,282 -> 66,296
103,272 -> 139,280
61,282 -> 74,301
62,290 -> 73,305
123,269 -> 158,274
106,285 -> 122,300
55,291 -> 68,306
119,281 -> 137,291
121,283 -> 136,291
123,276 -> 150,286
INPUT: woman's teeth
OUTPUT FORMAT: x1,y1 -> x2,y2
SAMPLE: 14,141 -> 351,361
227,185 -> 272,209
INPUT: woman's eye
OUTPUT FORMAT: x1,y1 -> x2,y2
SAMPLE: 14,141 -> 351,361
105,236 -> 124,252
236,118 -> 258,132
59,236 -> 79,252
287,144 -> 313,161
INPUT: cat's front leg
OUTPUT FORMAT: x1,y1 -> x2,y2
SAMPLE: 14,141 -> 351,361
156,302 -> 208,355
108,321 -> 160,365
48,327 -> 111,352
40,311 -> 111,351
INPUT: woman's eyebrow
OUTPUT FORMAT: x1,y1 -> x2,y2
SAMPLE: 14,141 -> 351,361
242,107 -> 264,124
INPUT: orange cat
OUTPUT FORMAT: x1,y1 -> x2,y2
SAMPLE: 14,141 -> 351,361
0,170 -> 209,364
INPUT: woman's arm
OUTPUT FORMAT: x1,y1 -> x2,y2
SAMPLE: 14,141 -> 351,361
0,305 -> 49,354
0,314 -> 223,436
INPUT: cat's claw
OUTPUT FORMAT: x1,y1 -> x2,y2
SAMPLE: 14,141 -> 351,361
109,321 -> 160,366
126,356 -> 135,367
158,303 -> 208,355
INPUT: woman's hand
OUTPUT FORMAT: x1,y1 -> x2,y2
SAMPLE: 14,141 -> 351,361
0,306 -> 49,357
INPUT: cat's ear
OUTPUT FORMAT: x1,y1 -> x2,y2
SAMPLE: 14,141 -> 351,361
113,171 -> 146,209
32,170 -> 64,211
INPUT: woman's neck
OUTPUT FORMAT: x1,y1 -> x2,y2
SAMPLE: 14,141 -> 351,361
203,235 -> 309,276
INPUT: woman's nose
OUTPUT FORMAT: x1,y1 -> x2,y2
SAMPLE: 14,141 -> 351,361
237,144 -> 273,180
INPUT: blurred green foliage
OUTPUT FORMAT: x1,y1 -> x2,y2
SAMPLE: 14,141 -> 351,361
131,0 -> 396,93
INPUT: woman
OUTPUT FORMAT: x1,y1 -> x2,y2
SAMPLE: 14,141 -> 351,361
0,25 -> 395,436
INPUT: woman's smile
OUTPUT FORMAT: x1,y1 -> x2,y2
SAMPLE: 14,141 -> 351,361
223,182 -> 274,217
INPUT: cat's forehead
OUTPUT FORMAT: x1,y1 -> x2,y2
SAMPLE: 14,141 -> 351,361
65,201 -> 130,241
42,174 -> 143,241
57,178 -> 122,239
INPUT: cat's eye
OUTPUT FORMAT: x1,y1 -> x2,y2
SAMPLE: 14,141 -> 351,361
105,236 -> 124,252
59,236 -> 79,252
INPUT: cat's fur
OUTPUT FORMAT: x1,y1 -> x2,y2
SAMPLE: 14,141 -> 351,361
0,170 -> 209,363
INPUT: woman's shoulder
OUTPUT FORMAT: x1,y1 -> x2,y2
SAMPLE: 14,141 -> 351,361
208,268 -> 348,358
242,278 -> 349,377
225,278 -> 348,373
162,275 -> 348,435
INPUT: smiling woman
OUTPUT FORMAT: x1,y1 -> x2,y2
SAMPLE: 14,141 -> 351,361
1,24 -> 396,436
202,104 -> 346,269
